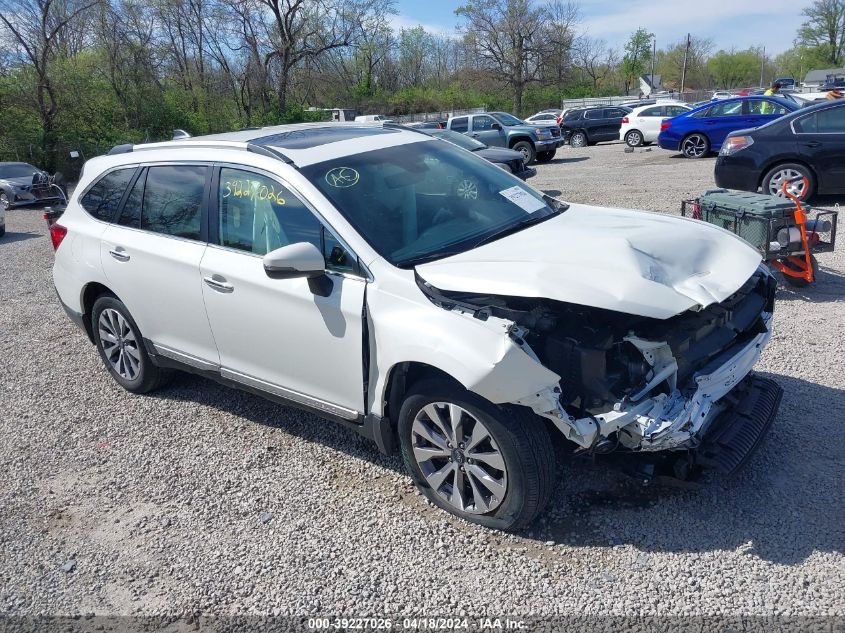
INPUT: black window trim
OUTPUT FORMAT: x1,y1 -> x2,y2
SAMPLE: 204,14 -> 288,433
78,165 -> 140,225
208,163 -> 369,280
107,160 -> 212,244
790,104 -> 845,135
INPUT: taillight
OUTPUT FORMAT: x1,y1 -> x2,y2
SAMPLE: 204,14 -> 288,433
661,121 -> 672,131
556,116 -> 562,125
48,223 -> 67,250
622,116 -> 629,124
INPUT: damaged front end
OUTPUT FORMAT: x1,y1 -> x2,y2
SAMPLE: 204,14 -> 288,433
417,266 -> 781,467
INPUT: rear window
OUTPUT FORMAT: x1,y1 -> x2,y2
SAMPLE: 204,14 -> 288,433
80,167 -> 136,222
564,110 -> 582,121
584,109 -> 603,120
140,165 -> 207,240
450,117 -> 468,133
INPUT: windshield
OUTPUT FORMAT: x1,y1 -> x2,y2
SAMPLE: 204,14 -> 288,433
430,130 -> 486,151
302,140 -> 564,267
492,112 -> 524,126
0,163 -> 38,179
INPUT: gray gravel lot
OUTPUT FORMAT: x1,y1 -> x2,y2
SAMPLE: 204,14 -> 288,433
1,142 -> 843,624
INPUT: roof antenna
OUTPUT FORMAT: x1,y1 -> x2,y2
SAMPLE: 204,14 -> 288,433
173,129 -> 191,140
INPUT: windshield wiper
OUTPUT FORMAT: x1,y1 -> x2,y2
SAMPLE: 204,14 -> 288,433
396,250 -> 465,268
473,210 -> 561,248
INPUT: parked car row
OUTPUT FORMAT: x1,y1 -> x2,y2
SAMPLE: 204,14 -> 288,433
445,112 -> 564,164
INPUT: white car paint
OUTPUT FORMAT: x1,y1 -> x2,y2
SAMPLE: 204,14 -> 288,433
52,123 -> 775,461
416,203 -> 762,320
618,103 -> 692,145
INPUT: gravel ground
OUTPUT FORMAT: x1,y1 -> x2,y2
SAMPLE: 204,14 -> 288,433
1,143 -> 843,627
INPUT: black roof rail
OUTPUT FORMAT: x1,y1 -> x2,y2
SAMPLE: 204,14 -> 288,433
108,144 -> 134,155
246,143 -> 298,169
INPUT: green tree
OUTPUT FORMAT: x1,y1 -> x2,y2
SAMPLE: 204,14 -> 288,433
796,0 -> 845,66
621,28 -> 653,95
707,48 -> 762,89
774,45 -> 831,83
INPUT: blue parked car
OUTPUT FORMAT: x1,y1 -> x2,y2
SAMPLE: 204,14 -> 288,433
658,96 -> 800,159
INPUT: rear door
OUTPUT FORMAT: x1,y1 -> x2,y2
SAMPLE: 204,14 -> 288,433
100,163 -> 219,366
700,100 -> 745,149
794,105 -> 845,193
471,114 -> 508,147
635,106 -> 664,141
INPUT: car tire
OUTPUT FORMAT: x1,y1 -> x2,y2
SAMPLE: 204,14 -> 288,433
536,150 -> 556,162
781,254 -> 819,287
91,295 -> 173,394
398,378 -> 556,531
512,141 -> 536,165
0,224 -> 5,238
0,192 -> 9,212
625,130 -> 644,147
569,131 -> 587,148
762,163 -> 815,200
680,133 -> 710,158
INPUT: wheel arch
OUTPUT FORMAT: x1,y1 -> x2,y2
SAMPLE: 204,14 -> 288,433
79,282 -> 120,343
757,157 -> 819,191
508,135 -> 534,149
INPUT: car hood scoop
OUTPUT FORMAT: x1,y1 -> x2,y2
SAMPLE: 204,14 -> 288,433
416,203 -> 762,319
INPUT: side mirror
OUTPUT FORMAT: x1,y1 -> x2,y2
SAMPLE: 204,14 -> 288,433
263,242 -> 325,279
491,122 -> 502,131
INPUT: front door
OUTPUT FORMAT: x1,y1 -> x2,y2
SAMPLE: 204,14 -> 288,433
100,163 -> 219,365
471,115 -> 507,147
199,166 -> 367,417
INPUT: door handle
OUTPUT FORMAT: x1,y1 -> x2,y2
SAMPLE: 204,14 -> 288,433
802,141 -> 822,148
108,248 -> 130,262
203,275 -> 234,293
471,133 -> 480,138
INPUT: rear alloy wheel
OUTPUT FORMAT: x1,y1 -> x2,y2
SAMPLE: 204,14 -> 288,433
398,379 -> 555,530
681,133 -> 710,158
625,130 -> 644,147
536,150 -> 556,162
0,192 -> 9,212
569,131 -> 587,148
92,295 -> 173,393
763,163 -> 815,200
512,141 -> 536,165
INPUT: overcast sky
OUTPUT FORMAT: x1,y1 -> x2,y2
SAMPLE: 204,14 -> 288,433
390,0 -> 807,55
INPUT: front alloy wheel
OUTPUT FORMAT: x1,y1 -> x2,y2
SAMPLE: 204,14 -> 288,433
398,380 -> 556,530
681,134 -> 709,158
411,402 -> 507,514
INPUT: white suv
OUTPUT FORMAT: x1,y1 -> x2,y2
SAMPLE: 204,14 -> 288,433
52,123 -> 782,530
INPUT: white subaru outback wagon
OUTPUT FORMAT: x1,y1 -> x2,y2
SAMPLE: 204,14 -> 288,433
52,123 -> 782,530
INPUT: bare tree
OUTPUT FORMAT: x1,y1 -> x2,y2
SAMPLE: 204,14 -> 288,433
574,37 -> 616,92
0,0 -> 99,166
456,0 -> 549,114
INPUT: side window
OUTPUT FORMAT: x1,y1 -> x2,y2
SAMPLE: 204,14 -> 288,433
691,107 -> 711,118
584,109 -> 602,120
793,113 -> 817,134
451,117 -> 468,133
747,100 -> 788,115
140,165 -> 206,240
816,107 -> 845,133
709,101 -> 743,117
217,167 -> 355,272
117,169 -> 144,228
80,167 -> 136,222
641,107 -> 662,117
667,106 -> 688,116
473,115 -> 495,131
605,108 -> 626,118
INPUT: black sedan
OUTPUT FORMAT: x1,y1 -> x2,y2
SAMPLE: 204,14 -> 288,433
714,100 -> 845,200
428,129 -> 536,180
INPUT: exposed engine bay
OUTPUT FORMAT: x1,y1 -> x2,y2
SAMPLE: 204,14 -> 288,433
417,266 -> 777,453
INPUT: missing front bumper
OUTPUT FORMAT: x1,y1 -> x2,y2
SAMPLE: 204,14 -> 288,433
694,375 -> 783,474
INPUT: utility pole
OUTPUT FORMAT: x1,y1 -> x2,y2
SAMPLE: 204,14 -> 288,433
651,35 -> 656,95
680,33 -> 691,94
760,46 -> 766,88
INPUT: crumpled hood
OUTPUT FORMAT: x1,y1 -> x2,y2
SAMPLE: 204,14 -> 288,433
416,203 -> 763,319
